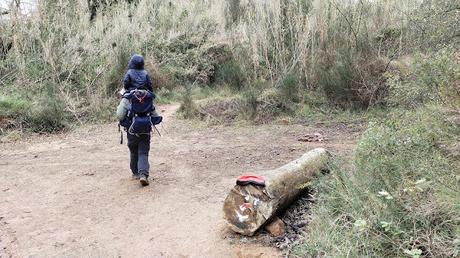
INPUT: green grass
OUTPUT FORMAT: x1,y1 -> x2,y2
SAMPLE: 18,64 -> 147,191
294,107 -> 460,257
0,95 -> 30,118
0,94 -> 72,134
155,87 -> 182,105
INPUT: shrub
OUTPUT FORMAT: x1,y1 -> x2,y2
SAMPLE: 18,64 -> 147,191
240,87 -> 259,121
225,0 -> 241,28
155,87 -> 181,105
199,96 -> 240,124
1,0 -> 228,132
147,62 -> 176,91
24,95 -> 71,133
178,85 -> 200,119
295,108 -> 460,257
387,49 -> 460,108
0,96 -> 30,119
253,87 -> 294,123
216,60 -> 245,91
0,94 -> 71,133
405,1 -> 460,51
104,44 -> 132,96
315,47 -> 388,108
278,71 -> 299,103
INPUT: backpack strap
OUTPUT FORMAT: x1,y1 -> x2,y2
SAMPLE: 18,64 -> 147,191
133,90 -> 148,103
118,123 -> 124,144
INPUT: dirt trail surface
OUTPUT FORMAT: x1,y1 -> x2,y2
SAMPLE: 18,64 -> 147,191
0,105 -> 359,258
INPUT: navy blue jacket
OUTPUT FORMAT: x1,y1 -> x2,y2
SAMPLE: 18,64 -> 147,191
123,55 -> 153,92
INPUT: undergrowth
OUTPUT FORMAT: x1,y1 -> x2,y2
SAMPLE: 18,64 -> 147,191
1,0 -> 457,133
293,108 -> 460,257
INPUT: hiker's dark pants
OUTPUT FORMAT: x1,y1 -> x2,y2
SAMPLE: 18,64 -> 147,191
127,133 -> 150,177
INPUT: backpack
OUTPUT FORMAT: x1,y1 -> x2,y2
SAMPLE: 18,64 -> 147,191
119,90 -> 163,136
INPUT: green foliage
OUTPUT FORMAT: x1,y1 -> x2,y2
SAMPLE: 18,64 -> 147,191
155,87 -> 181,105
405,0 -> 460,51
253,87 -> 295,122
216,60 -> 245,91
316,50 -> 387,109
387,49 -> 460,108
0,96 -> 30,119
1,0 -> 230,133
296,108 -> 460,257
225,0 -> 241,28
178,85 -> 200,119
150,30 -> 232,87
24,95 -> 71,133
278,71 -> 299,103
316,50 -> 357,107
240,87 -> 259,121
104,44 -> 132,95
0,92 -> 72,133
2,0 -> 459,133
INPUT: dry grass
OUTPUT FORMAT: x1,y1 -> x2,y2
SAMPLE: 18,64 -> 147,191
1,0 -> 447,131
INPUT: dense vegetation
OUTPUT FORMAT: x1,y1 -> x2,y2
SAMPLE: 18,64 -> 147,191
1,0 -> 459,257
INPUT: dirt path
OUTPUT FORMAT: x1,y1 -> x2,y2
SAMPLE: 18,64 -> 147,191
0,105 -> 359,258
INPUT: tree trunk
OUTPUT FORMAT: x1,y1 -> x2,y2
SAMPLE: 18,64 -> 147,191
223,148 -> 331,236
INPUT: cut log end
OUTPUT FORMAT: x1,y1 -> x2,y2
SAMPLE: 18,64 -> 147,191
223,148 -> 331,236
223,185 -> 271,236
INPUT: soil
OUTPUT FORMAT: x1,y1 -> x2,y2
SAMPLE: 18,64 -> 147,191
0,104 -> 360,258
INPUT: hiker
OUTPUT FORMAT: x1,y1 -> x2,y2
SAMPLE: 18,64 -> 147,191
117,54 -> 162,186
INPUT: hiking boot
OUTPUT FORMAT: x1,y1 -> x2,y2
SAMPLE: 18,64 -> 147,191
139,175 -> 149,186
132,173 -> 140,180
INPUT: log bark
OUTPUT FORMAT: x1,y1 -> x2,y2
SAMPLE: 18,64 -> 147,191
223,148 -> 331,236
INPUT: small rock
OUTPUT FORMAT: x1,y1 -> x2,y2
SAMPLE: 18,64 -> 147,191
265,217 -> 285,237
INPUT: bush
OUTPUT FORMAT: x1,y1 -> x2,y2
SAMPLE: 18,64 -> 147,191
387,49 -> 460,108
240,87 -> 259,121
249,87 -> 295,123
1,0 -> 229,132
225,0 -> 241,28
199,96 -> 240,124
295,108 -> 460,257
216,60 -> 245,91
405,1 -> 460,51
155,87 -> 181,105
24,96 -> 71,133
147,62 -> 176,91
0,96 -> 30,134
0,94 -> 71,133
178,85 -> 200,119
315,47 -> 388,109
278,71 -> 299,103
0,96 -> 30,119
104,44 -> 132,95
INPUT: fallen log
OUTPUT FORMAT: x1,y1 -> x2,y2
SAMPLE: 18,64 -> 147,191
223,148 -> 331,236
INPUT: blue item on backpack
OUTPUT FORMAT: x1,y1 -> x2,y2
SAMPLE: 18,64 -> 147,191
119,90 -> 163,135
130,116 -> 152,134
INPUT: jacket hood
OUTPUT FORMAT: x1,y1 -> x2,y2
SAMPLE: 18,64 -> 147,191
128,54 -> 145,70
